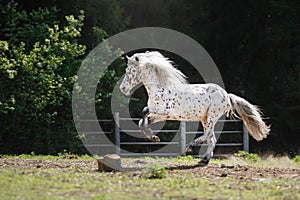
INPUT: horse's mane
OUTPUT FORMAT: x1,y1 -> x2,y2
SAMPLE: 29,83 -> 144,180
139,51 -> 188,86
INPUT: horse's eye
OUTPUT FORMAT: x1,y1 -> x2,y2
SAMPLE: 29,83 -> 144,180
132,69 -> 136,73
135,56 -> 139,62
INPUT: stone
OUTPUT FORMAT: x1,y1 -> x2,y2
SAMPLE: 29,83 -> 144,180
97,154 -> 121,172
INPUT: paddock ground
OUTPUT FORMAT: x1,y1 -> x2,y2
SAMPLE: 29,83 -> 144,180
0,154 -> 299,199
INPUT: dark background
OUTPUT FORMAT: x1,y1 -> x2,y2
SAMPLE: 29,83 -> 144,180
0,0 -> 299,156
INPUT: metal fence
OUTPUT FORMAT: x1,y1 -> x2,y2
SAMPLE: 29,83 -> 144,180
82,112 -> 249,157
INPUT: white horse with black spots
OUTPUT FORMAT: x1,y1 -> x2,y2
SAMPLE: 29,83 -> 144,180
120,51 -> 270,165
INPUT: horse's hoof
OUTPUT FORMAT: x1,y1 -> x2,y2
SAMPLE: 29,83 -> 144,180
142,128 -> 154,137
151,135 -> 160,142
197,160 -> 209,167
198,156 -> 210,166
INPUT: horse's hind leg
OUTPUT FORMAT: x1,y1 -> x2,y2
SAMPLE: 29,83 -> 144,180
185,119 -> 208,152
199,107 -> 224,165
199,129 -> 217,165
186,112 -> 219,165
197,118 -> 218,165
138,107 -> 160,142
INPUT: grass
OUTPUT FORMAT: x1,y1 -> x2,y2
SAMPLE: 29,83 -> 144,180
293,155 -> 300,163
143,163 -> 168,179
235,150 -> 261,163
0,153 -> 299,200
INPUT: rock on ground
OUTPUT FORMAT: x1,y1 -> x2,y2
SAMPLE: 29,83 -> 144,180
97,154 -> 121,172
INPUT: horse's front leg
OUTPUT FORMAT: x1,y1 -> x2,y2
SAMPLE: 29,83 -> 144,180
138,107 -> 160,142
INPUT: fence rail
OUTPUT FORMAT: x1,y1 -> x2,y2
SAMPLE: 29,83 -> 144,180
80,112 -> 249,157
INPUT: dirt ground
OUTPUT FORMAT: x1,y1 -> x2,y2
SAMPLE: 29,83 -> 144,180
167,162 -> 300,180
124,156 -> 300,181
1,155 -> 299,199
1,156 -> 299,181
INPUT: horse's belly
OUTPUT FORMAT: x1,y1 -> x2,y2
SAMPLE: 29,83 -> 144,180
166,100 -> 209,121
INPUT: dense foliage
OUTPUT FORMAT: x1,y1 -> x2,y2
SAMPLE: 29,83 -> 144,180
0,2 -> 87,154
0,0 -> 299,155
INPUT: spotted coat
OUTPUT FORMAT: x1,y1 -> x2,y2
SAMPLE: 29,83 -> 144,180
120,51 -> 270,165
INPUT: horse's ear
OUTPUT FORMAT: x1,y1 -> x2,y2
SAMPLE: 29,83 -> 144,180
126,55 -> 130,60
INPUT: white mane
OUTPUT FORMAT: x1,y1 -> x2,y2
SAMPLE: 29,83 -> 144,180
138,51 -> 188,86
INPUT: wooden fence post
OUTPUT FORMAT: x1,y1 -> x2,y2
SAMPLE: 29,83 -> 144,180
243,122 -> 249,152
114,112 -> 120,155
180,121 -> 186,156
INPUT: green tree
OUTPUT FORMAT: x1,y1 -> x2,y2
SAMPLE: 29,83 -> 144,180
13,0 -> 130,50
0,1 -> 58,49
0,5 -> 86,153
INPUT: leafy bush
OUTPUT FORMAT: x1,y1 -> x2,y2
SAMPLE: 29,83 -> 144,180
0,5 -> 87,154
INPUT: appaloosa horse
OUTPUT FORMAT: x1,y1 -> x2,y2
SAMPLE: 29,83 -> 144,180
120,51 -> 270,165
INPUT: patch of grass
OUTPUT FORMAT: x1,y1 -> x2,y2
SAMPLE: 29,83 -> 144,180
235,150 -> 261,163
292,155 -> 300,163
176,155 -> 194,161
143,163 -> 168,179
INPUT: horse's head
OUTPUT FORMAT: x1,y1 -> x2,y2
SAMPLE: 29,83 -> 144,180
120,54 -> 143,96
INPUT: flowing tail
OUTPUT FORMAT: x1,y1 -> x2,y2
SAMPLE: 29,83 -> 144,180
228,94 -> 270,141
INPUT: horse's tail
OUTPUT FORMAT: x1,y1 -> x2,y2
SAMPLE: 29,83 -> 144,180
228,94 -> 270,141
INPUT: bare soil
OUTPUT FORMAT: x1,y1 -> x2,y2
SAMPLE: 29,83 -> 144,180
1,156 -> 298,181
